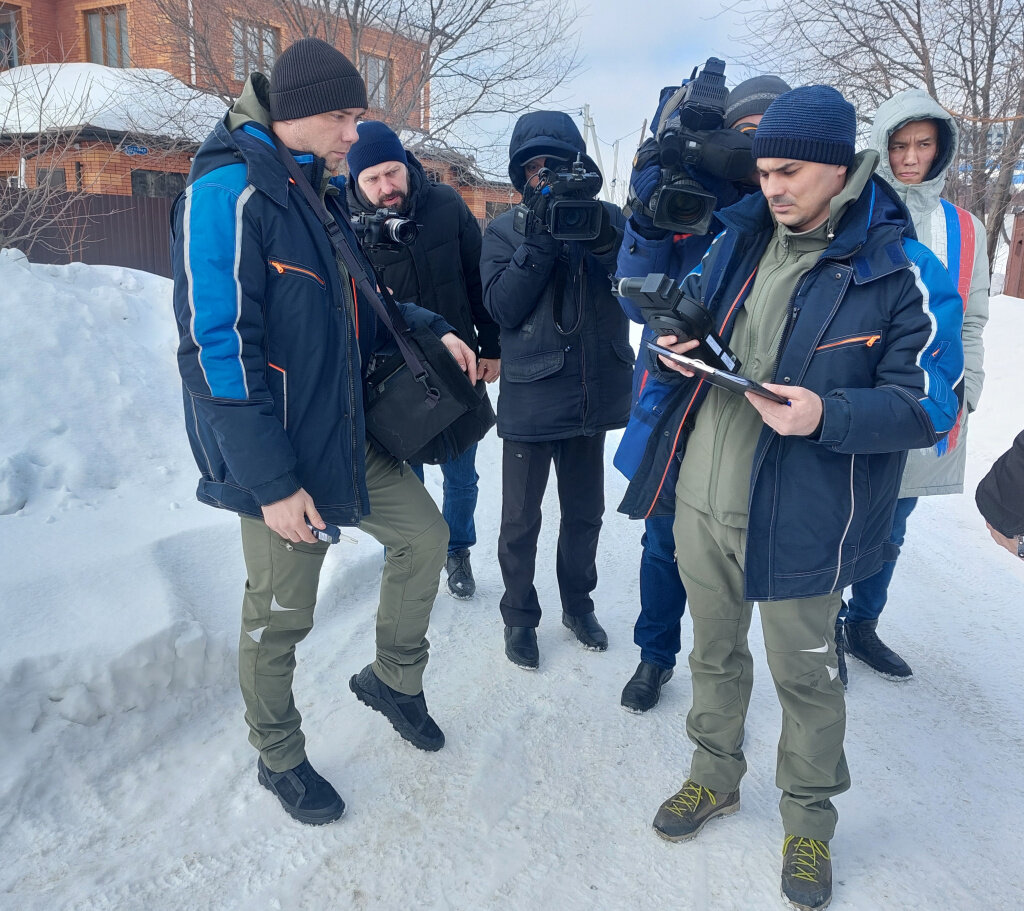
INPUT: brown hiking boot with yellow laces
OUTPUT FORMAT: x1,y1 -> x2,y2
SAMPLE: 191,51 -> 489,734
651,779 -> 739,842
782,835 -> 833,910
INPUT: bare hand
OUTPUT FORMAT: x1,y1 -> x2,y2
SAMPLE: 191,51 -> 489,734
442,332 -> 478,383
986,522 -> 1019,556
261,488 -> 322,543
478,358 -> 501,383
745,383 -> 822,436
654,334 -> 701,375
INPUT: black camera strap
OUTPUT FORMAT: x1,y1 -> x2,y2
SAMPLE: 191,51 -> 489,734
271,133 -> 433,390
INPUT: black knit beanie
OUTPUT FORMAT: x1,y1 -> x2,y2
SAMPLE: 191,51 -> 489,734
269,38 -> 368,120
724,75 -> 792,127
751,85 -> 856,166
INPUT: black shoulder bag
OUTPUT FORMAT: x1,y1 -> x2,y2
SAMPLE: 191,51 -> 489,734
273,137 -> 494,464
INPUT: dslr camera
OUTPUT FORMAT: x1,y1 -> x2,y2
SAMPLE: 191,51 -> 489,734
351,208 -> 418,249
628,57 -> 755,236
512,156 -> 604,241
615,272 -> 741,372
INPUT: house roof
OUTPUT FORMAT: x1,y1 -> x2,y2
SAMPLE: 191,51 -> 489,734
0,63 -> 226,143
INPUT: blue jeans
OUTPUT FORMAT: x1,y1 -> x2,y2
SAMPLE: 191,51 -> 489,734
410,443 -> 478,555
634,513 -> 688,669
844,496 -> 918,624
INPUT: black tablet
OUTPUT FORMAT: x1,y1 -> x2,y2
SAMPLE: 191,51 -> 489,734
647,341 -> 790,405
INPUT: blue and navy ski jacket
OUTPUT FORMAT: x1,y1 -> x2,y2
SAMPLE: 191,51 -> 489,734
618,173 -> 965,601
171,96 -> 452,526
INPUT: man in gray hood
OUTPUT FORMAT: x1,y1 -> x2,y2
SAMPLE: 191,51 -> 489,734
838,89 -> 989,680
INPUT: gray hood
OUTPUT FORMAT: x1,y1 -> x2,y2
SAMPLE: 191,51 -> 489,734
870,89 -> 957,221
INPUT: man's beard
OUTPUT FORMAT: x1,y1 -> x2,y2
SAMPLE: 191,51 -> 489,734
376,190 -> 409,213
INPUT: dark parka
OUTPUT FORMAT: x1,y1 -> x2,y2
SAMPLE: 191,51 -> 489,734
480,111 -> 633,441
619,172 -> 965,601
347,151 -> 500,359
170,75 -> 452,527
976,430 -> 1024,536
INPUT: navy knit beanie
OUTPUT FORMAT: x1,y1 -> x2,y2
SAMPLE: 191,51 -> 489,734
346,121 -> 408,183
269,38 -> 368,121
751,85 -> 856,166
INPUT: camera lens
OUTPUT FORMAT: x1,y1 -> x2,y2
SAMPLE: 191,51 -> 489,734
385,218 -> 417,245
663,189 -> 708,225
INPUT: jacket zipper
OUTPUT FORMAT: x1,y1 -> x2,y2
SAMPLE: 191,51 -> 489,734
268,362 -> 287,429
831,454 -> 856,593
268,259 -> 326,287
816,333 -> 881,351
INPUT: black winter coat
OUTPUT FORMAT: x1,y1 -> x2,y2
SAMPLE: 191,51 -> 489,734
976,429 -> 1024,535
481,111 -> 633,441
348,152 -> 500,359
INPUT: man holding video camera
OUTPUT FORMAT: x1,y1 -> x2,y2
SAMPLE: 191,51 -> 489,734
619,86 -> 964,909
481,111 -> 632,670
346,121 -> 501,600
615,68 -> 790,714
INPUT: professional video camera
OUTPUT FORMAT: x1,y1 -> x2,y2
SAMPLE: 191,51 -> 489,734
351,208 -> 418,249
627,57 -> 755,236
615,273 -> 741,372
512,156 -> 604,241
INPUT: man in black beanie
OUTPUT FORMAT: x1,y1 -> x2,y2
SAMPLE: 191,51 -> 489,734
170,38 -> 477,826
622,85 -> 965,909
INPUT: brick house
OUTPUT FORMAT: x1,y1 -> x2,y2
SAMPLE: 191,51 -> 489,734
0,0 -> 515,217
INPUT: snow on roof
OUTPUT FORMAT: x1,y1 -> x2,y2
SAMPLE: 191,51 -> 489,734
0,63 -> 226,143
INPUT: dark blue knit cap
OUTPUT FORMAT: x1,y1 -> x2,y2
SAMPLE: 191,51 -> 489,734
347,120 -> 407,183
751,85 -> 856,166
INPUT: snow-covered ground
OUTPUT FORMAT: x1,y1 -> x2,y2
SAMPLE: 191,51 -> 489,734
1,246 -> 1022,910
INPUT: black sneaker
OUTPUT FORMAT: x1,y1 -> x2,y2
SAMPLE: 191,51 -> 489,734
562,611 -> 608,651
652,779 -> 739,842
257,757 -> 345,825
621,661 -> 674,713
504,625 -> 539,669
843,619 -> 912,679
349,664 -> 445,751
445,549 -> 475,599
834,615 -> 848,688
782,835 -> 832,910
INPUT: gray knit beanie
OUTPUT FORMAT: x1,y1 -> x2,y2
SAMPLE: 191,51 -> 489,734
724,75 -> 792,127
269,38 -> 368,120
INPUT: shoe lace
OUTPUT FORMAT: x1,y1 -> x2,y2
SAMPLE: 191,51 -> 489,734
449,551 -> 470,578
665,780 -> 717,818
784,836 -> 830,882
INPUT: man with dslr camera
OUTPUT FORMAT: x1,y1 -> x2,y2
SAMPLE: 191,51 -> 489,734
347,121 -> 501,600
619,86 -> 964,909
615,70 -> 790,714
481,111 -> 633,670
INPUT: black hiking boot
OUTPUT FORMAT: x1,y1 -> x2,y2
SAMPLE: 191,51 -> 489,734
445,549 -> 475,599
781,835 -> 832,910
257,757 -> 345,825
349,664 -> 445,751
834,615 -> 848,688
621,661 -> 674,713
652,779 -> 739,842
562,611 -> 608,651
504,625 -> 539,669
843,619 -> 912,679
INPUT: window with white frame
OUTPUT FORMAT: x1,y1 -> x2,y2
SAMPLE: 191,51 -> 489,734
362,54 -> 390,109
232,20 -> 278,82
1,9 -> 20,69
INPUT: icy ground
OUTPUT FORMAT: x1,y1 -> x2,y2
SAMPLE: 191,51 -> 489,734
1,247 -> 1022,910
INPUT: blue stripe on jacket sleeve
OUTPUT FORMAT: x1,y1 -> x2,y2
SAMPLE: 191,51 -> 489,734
183,163 -> 253,400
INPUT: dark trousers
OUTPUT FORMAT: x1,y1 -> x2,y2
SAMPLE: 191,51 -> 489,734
634,513 -> 688,669
498,434 -> 606,628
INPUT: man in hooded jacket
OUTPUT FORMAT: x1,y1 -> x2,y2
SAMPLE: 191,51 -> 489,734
481,111 -> 633,670
346,120 -> 501,600
837,89 -> 989,680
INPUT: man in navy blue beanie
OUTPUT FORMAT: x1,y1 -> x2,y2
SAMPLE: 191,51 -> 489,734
623,85 -> 965,909
347,121 -> 501,599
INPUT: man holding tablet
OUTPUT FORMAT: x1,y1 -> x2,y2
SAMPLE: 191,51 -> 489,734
619,86 -> 965,910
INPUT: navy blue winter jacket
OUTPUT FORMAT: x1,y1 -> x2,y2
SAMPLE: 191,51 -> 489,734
619,174 -> 965,600
171,98 -> 452,526
481,111 -> 633,441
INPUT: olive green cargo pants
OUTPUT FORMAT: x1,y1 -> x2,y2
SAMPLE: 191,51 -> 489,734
238,444 -> 449,772
673,498 -> 850,840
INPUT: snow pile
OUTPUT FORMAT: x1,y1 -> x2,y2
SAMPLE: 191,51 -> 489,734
1,250 -> 1023,910
0,63 -> 226,142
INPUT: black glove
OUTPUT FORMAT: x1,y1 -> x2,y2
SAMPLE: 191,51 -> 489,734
580,204 -> 619,252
